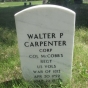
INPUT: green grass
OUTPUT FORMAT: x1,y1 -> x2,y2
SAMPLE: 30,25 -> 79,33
0,1 -> 42,7
0,2 -> 88,88
83,0 -> 88,4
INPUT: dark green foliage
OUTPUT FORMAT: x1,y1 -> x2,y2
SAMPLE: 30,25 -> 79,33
48,0 -> 64,5
70,4 -> 88,27
74,0 -> 83,4
48,0 -> 83,5
48,0 -> 74,6
27,0 -> 41,1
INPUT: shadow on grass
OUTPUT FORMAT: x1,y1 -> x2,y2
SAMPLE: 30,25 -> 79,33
0,5 -> 33,46
0,5 -> 34,30
0,4 -> 88,30
0,79 -> 22,88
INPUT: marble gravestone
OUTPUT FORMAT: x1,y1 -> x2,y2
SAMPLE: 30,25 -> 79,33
15,5 -> 76,82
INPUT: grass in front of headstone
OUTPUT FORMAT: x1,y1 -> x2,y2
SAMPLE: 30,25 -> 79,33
57,28 -> 88,88
71,28 -> 88,88
0,2 -> 88,88
0,27 -> 21,81
0,27 -> 88,88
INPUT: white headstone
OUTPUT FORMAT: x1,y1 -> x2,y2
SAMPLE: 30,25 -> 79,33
15,5 -> 76,82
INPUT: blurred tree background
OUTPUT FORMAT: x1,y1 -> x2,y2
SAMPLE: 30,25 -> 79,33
0,0 -> 83,4
0,0 -> 41,2
48,0 -> 83,5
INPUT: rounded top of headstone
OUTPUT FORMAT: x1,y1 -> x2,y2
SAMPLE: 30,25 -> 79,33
15,5 -> 75,16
